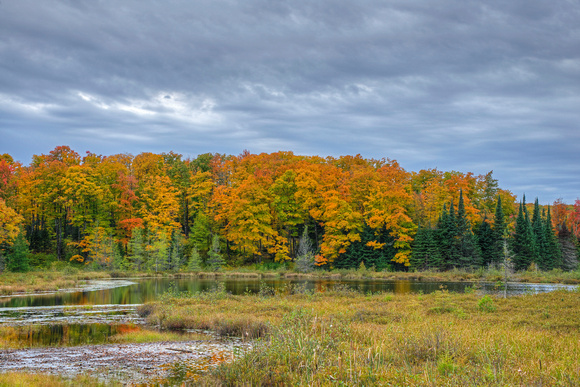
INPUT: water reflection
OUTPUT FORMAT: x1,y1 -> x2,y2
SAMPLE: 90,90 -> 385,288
0,278 -> 576,309
0,323 -> 137,348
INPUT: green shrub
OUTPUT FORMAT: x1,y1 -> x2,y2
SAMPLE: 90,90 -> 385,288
478,295 -> 497,312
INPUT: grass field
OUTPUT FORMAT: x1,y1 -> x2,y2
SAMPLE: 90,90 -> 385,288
139,284 -> 580,386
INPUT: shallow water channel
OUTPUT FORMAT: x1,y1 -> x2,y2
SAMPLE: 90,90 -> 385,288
0,278 -> 576,383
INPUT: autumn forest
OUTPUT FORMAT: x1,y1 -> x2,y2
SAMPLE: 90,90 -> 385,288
1,146 -> 579,273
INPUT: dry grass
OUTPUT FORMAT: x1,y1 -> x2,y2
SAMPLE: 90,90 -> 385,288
145,285 -> 580,385
0,372 -> 116,387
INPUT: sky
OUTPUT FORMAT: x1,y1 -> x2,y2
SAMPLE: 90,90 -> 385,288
1,1 -> 579,204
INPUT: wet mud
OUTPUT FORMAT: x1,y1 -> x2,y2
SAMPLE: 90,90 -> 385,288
0,337 -> 252,385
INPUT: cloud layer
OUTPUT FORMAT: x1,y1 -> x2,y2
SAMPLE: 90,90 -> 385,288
1,0 -> 579,203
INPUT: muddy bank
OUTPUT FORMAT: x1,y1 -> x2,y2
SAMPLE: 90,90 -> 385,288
0,337 -> 252,385
0,304 -> 142,326
0,280 -> 137,299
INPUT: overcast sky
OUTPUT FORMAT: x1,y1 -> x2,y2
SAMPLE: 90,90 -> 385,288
1,1 -> 579,203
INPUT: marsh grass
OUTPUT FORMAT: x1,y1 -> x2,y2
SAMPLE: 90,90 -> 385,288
0,372 -> 116,387
147,286 -> 580,385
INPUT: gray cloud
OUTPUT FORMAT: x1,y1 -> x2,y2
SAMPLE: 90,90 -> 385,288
1,0 -> 579,203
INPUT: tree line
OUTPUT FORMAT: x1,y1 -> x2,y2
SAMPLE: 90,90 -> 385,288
0,146 -> 578,272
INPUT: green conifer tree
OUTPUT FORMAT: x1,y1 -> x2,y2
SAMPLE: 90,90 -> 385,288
169,230 -> 183,271
7,231 -> 30,272
490,195 -> 506,266
455,189 -> 481,268
544,207 -> 562,270
410,224 -> 428,270
532,199 -> 548,270
188,246 -> 202,271
477,216 -> 494,267
512,197 -> 537,271
128,227 -> 145,271
207,234 -> 225,271
436,204 -> 454,270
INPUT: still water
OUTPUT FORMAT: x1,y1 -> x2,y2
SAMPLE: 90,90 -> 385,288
0,277 -> 576,309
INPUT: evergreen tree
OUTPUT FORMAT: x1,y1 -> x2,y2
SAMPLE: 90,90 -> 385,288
188,246 -> 202,271
128,227 -> 145,271
207,234 -> 225,271
338,225 -> 396,271
7,231 -> 30,272
454,189 -> 481,268
490,195 -> 506,266
295,226 -> 315,273
477,216 -> 494,267
410,224 -> 428,270
512,197 -> 537,271
0,250 -> 5,273
411,224 -> 442,270
169,230 -> 183,271
543,207 -> 562,270
436,203 -> 456,270
189,212 -> 211,256
148,232 -> 169,273
531,199 -> 548,270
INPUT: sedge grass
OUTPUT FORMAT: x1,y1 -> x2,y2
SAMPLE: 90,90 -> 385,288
145,285 -> 580,385
0,372 -> 117,387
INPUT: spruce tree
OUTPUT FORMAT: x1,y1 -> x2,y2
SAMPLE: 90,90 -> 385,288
338,225 -> 396,271
531,199 -> 548,270
169,230 -> 183,271
412,224 -> 442,270
7,231 -> 30,272
188,246 -> 202,271
543,207 -> 562,270
410,224 -> 428,270
477,216 -> 494,267
128,227 -> 145,271
436,204 -> 454,270
207,234 -> 225,271
455,189 -> 481,268
490,195 -> 506,266
512,197 -> 537,271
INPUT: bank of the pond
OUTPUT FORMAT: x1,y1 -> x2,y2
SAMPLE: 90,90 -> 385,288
2,267 -> 580,297
141,286 -> 580,386
0,336 -> 251,385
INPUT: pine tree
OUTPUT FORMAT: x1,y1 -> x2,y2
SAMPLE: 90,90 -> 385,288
169,230 -> 183,271
437,203 -> 456,270
148,232 -> 169,273
188,246 -> 202,271
207,234 -> 225,271
512,197 -> 537,271
543,207 -> 562,270
490,195 -> 506,266
455,189 -> 481,268
411,224 -> 442,270
338,225 -> 396,271
7,231 -> 30,272
189,212 -> 211,255
410,224 -> 428,270
477,216 -> 494,267
531,199 -> 548,270
128,227 -> 145,271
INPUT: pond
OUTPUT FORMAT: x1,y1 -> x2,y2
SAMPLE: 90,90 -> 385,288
0,277 -> 577,309
0,277 -> 576,384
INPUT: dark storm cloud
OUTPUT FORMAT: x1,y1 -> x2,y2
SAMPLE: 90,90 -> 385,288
1,0 -> 579,203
